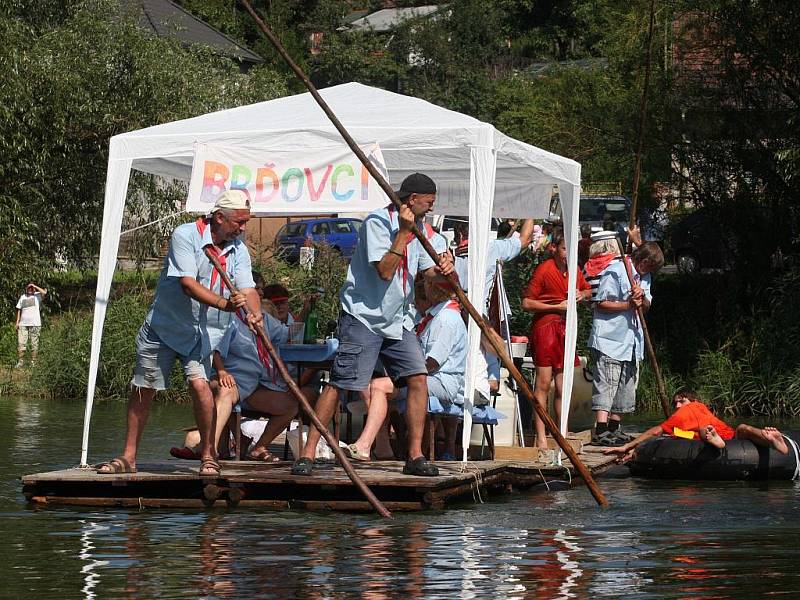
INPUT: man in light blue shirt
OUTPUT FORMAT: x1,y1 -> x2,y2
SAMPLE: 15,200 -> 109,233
588,242 -> 664,446
211,311 -> 318,462
98,190 -> 261,477
455,219 -> 534,394
402,274 -> 467,460
293,173 -> 455,477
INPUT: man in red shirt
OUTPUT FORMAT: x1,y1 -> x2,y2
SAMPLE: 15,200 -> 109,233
605,388 -> 789,458
522,228 -> 592,449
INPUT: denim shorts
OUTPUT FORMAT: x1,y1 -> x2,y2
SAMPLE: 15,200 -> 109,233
590,348 -> 639,414
131,322 -> 210,391
329,312 -> 426,391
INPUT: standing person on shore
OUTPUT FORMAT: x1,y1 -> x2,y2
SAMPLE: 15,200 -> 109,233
15,283 -> 47,368
97,190 -> 261,476
522,228 -> 592,450
291,173 -> 454,477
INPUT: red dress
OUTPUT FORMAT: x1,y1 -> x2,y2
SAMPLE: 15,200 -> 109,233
522,259 -> 590,369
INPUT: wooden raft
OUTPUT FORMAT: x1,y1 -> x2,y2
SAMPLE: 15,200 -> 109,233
21,448 -> 619,511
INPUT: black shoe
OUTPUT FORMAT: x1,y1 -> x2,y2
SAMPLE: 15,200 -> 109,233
291,457 -> 314,475
611,428 -> 635,443
403,457 -> 439,476
592,430 -> 624,447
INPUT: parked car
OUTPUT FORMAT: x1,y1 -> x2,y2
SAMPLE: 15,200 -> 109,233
549,194 -> 631,232
275,217 -> 362,262
668,208 -> 731,274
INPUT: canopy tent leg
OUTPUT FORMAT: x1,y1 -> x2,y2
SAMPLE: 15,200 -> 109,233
80,156 -> 132,467
461,144 -> 497,462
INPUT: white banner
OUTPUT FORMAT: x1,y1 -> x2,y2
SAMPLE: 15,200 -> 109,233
186,142 -> 390,214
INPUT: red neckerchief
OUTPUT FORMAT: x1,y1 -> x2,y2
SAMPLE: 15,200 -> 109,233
387,205 -> 434,294
415,300 -> 460,336
196,217 -> 227,295
236,311 -> 275,381
583,253 -> 617,277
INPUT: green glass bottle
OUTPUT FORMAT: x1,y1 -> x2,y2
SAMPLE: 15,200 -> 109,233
304,299 -> 318,343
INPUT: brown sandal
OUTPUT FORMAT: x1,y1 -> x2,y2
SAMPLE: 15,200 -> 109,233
97,457 -> 137,474
199,458 -> 222,477
248,448 -> 281,463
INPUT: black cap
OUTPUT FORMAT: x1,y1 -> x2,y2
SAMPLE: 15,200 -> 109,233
395,172 -> 436,199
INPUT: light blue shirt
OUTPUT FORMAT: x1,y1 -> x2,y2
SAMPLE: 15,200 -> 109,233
587,260 -> 652,361
418,299 -> 468,405
146,220 -> 255,358
340,206 -> 438,340
484,237 -> 522,306
214,313 -> 289,395
454,237 -> 522,307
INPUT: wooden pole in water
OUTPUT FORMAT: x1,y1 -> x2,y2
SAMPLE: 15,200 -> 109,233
625,0 -> 671,418
238,0 -> 609,508
629,0 -> 656,233
203,249 -> 392,519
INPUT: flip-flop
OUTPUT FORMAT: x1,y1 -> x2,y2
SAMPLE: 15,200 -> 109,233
248,449 -> 281,463
97,457 -> 137,474
291,457 -> 314,476
199,458 -> 222,477
170,446 -> 200,460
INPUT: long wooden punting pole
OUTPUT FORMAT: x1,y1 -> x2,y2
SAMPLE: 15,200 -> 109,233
203,249 -> 392,519
238,0 -> 609,508
624,0 -> 670,418
616,240 -> 670,418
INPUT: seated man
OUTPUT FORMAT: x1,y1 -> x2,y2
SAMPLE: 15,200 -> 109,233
401,273 -> 467,460
262,283 -> 318,327
605,388 -> 789,458
211,306 -> 319,462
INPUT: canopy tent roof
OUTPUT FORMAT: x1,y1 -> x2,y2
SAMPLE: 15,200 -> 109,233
82,82 -> 582,466
112,82 -> 578,218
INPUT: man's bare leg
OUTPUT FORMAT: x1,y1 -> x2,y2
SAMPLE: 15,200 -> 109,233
352,378 -> 392,457
405,374 -> 428,461
211,382 -> 237,456
120,386 -> 157,469
245,386 -> 307,456
442,416 -> 459,458
299,384 -> 340,460
736,424 -> 789,454
699,425 -> 726,449
189,378 -> 216,463
533,366 -> 553,449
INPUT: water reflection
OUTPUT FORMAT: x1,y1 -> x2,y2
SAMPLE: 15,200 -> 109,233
79,520 -> 109,600
2,397 -> 800,598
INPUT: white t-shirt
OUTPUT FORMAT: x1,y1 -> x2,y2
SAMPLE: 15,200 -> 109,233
16,293 -> 42,327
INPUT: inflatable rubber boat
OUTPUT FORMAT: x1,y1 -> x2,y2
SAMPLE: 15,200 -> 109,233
628,436 -> 800,481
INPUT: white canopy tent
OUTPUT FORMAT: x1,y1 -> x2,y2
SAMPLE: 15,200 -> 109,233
81,82 -> 581,466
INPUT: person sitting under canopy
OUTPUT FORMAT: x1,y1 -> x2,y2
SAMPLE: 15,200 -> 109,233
210,301 -> 319,462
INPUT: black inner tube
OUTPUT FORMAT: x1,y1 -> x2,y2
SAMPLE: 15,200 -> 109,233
628,435 -> 798,481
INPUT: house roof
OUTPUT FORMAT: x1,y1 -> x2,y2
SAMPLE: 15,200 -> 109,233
346,5 -> 442,32
121,0 -> 263,64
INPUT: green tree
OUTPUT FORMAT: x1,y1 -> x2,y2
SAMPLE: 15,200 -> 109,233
0,0 -> 287,315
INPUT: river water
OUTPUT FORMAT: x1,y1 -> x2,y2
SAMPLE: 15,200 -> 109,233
1,395 -> 799,598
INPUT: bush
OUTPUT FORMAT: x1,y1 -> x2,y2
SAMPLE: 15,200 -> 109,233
255,244 -> 349,333
28,290 -> 188,402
